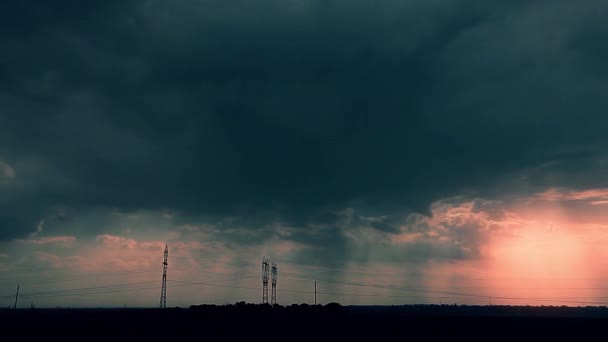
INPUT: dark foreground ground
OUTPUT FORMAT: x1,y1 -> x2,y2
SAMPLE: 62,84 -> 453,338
2,304 -> 608,340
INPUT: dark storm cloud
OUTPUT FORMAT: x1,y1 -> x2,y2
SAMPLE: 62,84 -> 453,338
1,0 -> 608,248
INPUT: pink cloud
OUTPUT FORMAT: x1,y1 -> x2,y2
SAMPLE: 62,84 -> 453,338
391,232 -> 424,244
400,200 -> 526,237
535,188 -> 608,202
28,252 -> 87,268
96,235 -> 169,252
94,233 -> 219,257
389,199 -> 529,260
96,234 -> 138,249
33,251 -> 63,267
139,241 -> 167,251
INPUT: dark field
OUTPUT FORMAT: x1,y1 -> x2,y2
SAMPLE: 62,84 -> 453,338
3,304 -> 608,340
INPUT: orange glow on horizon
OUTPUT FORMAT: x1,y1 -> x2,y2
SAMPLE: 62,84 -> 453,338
418,198 -> 608,306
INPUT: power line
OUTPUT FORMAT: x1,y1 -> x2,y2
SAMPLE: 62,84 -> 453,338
278,262 -> 608,282
279,270 -> 608,293
169,279 -> 314,296
10,274 -> 604,307
282,273 -> 608,306
0,268 -> 158,287
18,275 -> 608,307
0,257 -> 157,276
6,255 -> 608,307
18,286 -> 163,301
0,281 -> 159,300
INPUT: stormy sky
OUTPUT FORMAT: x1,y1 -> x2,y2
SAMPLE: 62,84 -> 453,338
2,0 -> 608,308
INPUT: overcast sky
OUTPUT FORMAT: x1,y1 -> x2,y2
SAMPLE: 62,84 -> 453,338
2,0 -> 608,308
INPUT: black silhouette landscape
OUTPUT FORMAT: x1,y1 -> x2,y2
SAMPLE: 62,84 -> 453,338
4,303 -> 608,339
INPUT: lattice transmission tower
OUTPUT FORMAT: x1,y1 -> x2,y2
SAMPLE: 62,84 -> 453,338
271,262 -> 277,305
160,245 -> 168,308
262,257 -> 270,304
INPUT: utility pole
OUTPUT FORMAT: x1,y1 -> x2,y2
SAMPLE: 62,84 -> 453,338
271,262 -> 277,305
14,285 -> 19,310
314,281 -> 317,306
262,257 -> 269,304
159,245 -> 168,309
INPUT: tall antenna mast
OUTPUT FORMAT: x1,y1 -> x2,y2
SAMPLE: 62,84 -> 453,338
271,262 -> 277,305
14,285 -> 19,310
262,257 -> 269,304
160,245 -> 168,308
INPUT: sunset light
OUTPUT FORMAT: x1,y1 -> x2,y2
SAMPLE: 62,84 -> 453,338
2,1 -> 608,337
